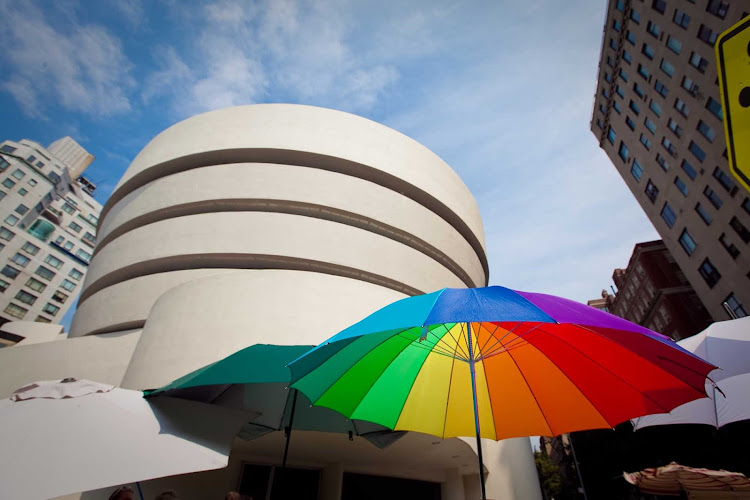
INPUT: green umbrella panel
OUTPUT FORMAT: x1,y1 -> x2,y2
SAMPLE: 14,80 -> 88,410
144,344 -> 405,450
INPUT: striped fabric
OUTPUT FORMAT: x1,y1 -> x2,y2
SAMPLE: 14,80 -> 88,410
624,462 -> 750,494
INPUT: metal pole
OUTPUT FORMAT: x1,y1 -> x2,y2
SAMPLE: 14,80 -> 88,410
281,388 -> 299,469
568,434 -> 589,500
466,323 -> 487,500
135,482 -> 144,500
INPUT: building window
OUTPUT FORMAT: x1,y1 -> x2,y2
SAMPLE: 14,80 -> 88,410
49,172 -> 61,185
42,303 -> 60,316
15,204 -> 28,216
679,229 -> 697,255
626,30 -> 636,45
724,293 -> 747,319
68,221 -> 82,233
640,134 -> 652,150
28,179 -> 37,186
52,290 -> 68,304
607,127 -> 617,145
18,188 -> 27,196
689,141 -> 706,162
613,19 -> 621,31
4,303 -> 28,319
62,203 -> 75,215
654,80 -> 669,97
604,72 -> 612,84
698,258 -> 721,288
0,158 -> 8,171
695,203 -> 712,225
744,198 -> 750,216
61,279 -> 76,291
0,227 -> 15,241
623,50 -> 633,64
599,103 -> 606,115
645,180 -> 659,203
607,56 -> 615,68
619,142 -> 630,161
44,254 -> 64,269
0,145 -> 16,153
651,0 -> 666,13
674,176 -> 689,196
83,232 -> 96,246
646,21 -> 661,38
35,265 -> 56,281
616,0 -> 624,11
616,85 -> 625,98
638,64 -> 650,80
668,118 -> 682,137
656,154 -> 669,171
596,119 -> 604,130
76,249 -> 92,263
662,136 -> 676,155
629,100 -> 640,114
649,100 -> 662,116
1,265 -> 20,279
697,120 -> 716,143
630,9 -> 641,23
644,117 -> 657,134
69,268 -> 83,280
689,52 -> 709,73
35,316 -> 51,324
706,0 -> 729,19
0,279 -> 8,293
719,233 -> 740,259
0,191 -> 5,201
631,160 -> 643,181
674,98 -> 690,117
4,214 -> 19,227
626,116 -> 636,130
681,160 -> 697,180
2,178 -> 16,189
619,68 -> 628,82
730,217 -> 750,243
682,76 -> 698,94
11,169 -> 25,180
633,82 -> 645,98
665,35 -> 682,54
706,97 -> 723,120
642,43 -> 655,60
10,252 -> 30,267
14,290 -> 37,305
21,241 -> 40,256
704,186 -> 723,209
25,277 -> 46,293
712,167 -> 736,194
698,25 -> 719,46
673,9 -> 690,29
661,202 -> 677,227
610,38 -> 618,51
660,59 -> 675,77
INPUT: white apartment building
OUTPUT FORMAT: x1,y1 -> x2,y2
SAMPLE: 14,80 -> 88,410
0,138 -> 101,336
48,136 -> 95,180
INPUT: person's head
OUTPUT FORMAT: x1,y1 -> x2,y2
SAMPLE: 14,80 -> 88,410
155,490 -> 179,500
225,492 -> 241,500
108,486 -> 134,500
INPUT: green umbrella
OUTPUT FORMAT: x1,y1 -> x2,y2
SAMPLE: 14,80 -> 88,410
145,344 -> 405,468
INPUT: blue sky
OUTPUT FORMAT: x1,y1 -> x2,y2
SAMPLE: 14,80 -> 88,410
0,0 -> 659,329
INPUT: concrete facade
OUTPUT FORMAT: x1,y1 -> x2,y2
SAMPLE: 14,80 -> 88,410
1,104 -> 541,500
0,139 -> 101,335
591,0 -> 750,321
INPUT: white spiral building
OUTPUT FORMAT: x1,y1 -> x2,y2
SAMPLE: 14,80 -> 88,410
4,104 -> 541,500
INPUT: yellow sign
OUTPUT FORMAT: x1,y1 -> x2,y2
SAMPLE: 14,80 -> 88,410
716,16 -> 750,192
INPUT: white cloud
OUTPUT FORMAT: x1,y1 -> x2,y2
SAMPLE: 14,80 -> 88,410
0,0 -> 134,118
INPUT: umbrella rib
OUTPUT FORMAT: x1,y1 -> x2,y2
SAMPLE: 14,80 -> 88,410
502,340 -> 555,437
479,324 -> 541,361
477,322 -> 527,360
476,322 -> 505,358
533,325 -> 674,416
397,326 -> 466,360
440,345 -> 461,439
404,338 -> 467,361
446,323 -> 472,361
478,342 -> 498,439
575,324 -> 709,399
428,324 -> 471,361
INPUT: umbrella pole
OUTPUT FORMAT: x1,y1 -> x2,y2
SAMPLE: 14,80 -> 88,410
466,323 -> 487,500
281,388 -> 299,469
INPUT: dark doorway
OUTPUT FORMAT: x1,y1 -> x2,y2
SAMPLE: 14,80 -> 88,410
342,472 -> 441,500
238,463 -> 320,500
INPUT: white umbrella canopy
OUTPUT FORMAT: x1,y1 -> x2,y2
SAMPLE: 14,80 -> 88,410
632,317 -> 750,430
0,379 -> 258,500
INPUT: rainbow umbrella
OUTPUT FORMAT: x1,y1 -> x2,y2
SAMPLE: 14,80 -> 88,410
289,286 -> 716,500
